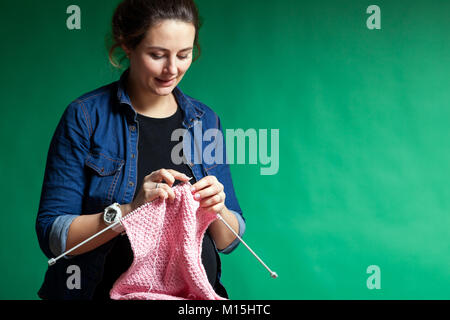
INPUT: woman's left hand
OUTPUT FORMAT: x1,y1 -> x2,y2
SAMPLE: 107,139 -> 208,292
190,176 -> 226,214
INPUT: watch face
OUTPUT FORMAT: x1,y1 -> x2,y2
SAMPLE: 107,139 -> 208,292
105,208 -> 117,223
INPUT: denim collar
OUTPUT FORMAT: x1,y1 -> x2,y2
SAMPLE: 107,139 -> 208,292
116,68 -> 204,127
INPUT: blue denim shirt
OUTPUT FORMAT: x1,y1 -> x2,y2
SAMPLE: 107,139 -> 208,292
35,69 -> 246,300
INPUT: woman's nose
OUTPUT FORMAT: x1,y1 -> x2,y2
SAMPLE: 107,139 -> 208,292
164,56 -> 178,75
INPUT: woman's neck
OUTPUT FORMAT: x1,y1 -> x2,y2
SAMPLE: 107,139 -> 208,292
126,75 -> 177,118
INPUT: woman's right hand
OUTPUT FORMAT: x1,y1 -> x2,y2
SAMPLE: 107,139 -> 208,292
122,169 -> 191,217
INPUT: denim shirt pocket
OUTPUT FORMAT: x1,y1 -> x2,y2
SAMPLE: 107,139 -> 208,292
84,152 -> 124,207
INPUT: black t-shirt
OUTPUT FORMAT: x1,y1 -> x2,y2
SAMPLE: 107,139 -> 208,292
93,106 -> 223,300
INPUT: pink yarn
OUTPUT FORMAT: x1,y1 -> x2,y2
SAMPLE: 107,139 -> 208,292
109,182 -> 227,300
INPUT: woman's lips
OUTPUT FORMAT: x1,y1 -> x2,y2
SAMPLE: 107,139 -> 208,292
155,77 -> 176,87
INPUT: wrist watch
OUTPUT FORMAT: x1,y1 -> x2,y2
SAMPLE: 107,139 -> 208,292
103,202 -> 125,233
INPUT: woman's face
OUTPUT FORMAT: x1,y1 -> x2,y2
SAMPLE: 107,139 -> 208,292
124,19 -> 196,96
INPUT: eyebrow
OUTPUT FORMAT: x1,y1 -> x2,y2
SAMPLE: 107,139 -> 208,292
146,46 -> 193,52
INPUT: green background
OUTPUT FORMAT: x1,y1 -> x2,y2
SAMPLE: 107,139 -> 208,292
0,0 -> 449,299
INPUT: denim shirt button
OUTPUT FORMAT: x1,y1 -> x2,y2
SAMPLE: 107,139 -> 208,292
130,126 -> 136,132
128,181 -> 134,187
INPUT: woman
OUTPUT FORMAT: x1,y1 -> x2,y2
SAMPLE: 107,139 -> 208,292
36,0 -> 245,300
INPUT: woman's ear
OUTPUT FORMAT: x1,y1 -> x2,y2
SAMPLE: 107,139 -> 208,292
121,44 -> 131,58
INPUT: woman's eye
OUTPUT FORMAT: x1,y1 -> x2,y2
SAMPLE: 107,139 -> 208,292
150,53 -> 164,59
150,53 -> 190,60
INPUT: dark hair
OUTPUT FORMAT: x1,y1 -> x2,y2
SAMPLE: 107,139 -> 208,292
108,0 -> 203,69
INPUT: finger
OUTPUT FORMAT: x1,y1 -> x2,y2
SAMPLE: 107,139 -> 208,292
145,188 -> 168,202
166,169 -> 192,182
157,169 -> 191,187
149,169 -> 176,187
157,183 -> 176,202
156,188 -> 169,201
203,202 -> 225,215
199,192 -> 225,208
191,175 -> 217,193
193,184 -> 223,201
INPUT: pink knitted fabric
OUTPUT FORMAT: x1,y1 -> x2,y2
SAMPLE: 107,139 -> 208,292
109,182 -> 227,300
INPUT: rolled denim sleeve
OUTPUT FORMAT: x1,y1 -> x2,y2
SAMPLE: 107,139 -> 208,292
217,209 -> 246,254
49,214 -> 79,258
35,101 -> 91,259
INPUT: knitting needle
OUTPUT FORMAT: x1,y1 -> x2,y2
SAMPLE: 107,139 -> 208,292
47,180 -> 186,266
48,180 -> 279,280
48,213 -> 279,281
47,220 -> 122,266
216,214 -> 278,279
188,178 -> 277,277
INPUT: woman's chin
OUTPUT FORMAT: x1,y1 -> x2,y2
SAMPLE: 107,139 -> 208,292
153,87 -> 174,96
149,83 -> 175,95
